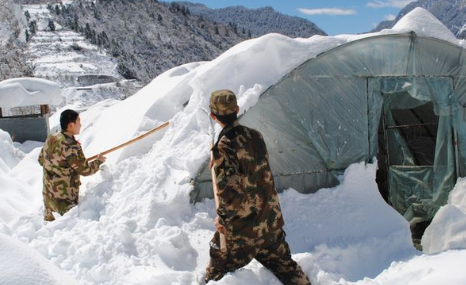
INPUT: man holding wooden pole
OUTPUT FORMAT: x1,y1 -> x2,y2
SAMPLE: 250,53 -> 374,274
204,90 -> 311,285
38,109 -> 106,221
38,108 -> 170,222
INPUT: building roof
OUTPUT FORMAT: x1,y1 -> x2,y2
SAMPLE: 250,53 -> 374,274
0,77 -> 62,108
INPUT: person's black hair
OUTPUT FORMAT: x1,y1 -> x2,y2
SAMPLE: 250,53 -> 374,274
60,109 -> 79,131
213,112 -> 238,125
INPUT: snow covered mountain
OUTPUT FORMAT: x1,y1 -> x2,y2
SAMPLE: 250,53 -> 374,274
22,3 -> 140,113
25,4 -> 120,84
175,2 -> 327,38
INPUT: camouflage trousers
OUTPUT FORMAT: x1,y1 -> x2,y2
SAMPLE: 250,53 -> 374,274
205,229 -> 311,285
43,193 -> 77,221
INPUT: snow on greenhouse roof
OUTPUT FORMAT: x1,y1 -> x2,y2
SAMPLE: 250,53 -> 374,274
392,7 -> 459,44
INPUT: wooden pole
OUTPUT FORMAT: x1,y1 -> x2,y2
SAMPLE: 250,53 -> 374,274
40,104 -> 50,116
211,145 -> 227,252
88,121 -> 169,161
205,110 -> 227,251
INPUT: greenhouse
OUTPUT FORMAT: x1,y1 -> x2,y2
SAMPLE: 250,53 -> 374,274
192,32 -> 466,237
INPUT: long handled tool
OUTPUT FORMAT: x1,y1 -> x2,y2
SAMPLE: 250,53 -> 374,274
209,117 -> 227,252
88,121 -> 169,161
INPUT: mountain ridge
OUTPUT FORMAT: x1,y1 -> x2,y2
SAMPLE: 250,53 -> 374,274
175,1 -> 327,38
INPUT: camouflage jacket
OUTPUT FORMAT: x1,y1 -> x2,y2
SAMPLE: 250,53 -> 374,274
38,131 -> 102,202
212,120 -> 284,239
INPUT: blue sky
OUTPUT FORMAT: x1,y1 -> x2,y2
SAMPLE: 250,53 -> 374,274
166,0 -> 414,35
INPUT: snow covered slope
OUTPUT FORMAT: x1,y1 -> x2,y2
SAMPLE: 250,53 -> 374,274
23,3 -> 139,112
25,4 -> 120,83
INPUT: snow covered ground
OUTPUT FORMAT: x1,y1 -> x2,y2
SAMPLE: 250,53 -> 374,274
1,8 -> 466,285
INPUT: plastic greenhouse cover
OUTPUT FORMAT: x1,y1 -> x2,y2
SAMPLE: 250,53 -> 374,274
192,33 -> 466,225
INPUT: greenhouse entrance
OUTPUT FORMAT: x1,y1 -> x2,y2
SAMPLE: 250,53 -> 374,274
377,101 -> 438,201
371,76 -> 457,245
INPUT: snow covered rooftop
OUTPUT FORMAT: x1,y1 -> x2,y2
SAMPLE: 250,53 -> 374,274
0,77 -> 62,108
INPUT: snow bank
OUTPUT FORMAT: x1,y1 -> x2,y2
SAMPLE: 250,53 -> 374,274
0,77 -> 62,108
422,177 -> 466,254
392,7 -> 459,44
0,129 -> 24,171
0,131 -> 42,224
0,233 -> 79,285
372,249 -> 466,285
0,174 -> 35,223
0,128 -> 44,224
280,162 -> 414,281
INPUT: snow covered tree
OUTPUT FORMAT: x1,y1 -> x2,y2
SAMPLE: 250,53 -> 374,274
24,10 -> 30,22
0,0 -> 32,81
48,19 -> 56,31
0,0 -> 26,45
29,20 -> 37,34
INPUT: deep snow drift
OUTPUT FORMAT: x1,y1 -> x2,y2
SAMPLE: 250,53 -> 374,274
1,7 -> 466,285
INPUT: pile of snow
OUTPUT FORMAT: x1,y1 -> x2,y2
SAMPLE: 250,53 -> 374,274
0,233 -> 79,285
1,7 -> 466,285
0,130 -> 42,224
422,177 -> 466,254
0,129 -> 24,172
0,77 -> 62,108
392,7 -> 459,43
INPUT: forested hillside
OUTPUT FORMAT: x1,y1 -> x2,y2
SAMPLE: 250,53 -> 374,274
49,0 -> 249,84
177,2 -> 327,38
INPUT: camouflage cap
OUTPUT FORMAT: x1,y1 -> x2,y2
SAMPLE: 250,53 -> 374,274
210,89 -> 238,115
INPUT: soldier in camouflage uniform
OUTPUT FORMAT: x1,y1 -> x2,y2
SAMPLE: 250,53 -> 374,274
205,90 -> 311,285
38,109 -> 106,221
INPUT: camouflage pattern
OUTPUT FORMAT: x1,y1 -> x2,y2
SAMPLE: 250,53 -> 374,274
38,131 -> 102,221
210,89 -> 237,115
205,120 -> 311,284
205,230 -> 311,285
